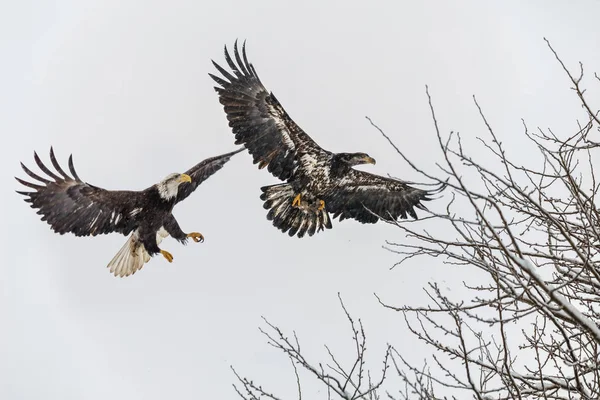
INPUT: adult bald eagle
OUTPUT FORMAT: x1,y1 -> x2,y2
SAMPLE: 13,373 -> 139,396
16,147 -> 242,277
210,41 -> 444,238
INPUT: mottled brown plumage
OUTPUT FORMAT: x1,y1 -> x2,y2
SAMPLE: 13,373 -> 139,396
211,41 -> 445,238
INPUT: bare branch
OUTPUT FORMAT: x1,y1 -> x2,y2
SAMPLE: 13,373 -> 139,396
231,39 -> 600,400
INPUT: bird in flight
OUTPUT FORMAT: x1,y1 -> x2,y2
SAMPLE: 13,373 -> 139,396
16,147 -> 243,277
210,40 -> 444,238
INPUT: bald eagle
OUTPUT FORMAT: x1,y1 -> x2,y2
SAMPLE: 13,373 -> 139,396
210,41 -> 444,238
16,147 -> 242,277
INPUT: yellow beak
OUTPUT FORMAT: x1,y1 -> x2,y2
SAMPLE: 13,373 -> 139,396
363,156 -> 376,165
179,174 -> 192,183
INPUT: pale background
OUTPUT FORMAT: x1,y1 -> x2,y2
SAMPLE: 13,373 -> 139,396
2,1 -> 600,399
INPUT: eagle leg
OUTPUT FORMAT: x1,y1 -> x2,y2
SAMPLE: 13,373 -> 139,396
292,193 -> 302,208
160,249 -> 174,263
318,200 -> 325,211
187,232 -> 204,243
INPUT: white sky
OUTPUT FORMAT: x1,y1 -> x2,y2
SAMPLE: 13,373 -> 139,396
2,1 -> 600,399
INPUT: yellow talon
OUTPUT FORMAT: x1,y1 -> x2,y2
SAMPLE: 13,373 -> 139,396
318,200 -> 325,211
187,232 -> 204,243
160,249 -> 174,263
292,193 -> 302,208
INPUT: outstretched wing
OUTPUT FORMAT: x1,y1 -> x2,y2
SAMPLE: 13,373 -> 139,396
324,169 -> 445,224
210,40 -> 331,181
175,148 -> 244,204
16,148 -> 146,237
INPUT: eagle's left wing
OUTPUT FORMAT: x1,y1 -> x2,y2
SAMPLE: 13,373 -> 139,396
323,169 -> 444,224
175,148 -> 244,204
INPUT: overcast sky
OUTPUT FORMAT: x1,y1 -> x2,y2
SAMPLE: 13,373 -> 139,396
2,1 -> 600,399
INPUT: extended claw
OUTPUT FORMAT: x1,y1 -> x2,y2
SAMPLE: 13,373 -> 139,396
187,232 -> 204,243
160,249 -> 174,263
318,200 -> 325,211
292,193 -> 302,208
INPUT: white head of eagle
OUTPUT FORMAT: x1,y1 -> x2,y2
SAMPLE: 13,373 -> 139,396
156,173 -> 192,201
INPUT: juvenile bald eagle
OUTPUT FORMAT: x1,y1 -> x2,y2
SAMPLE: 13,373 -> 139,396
210,41 -> 444,238
16,147 -> 242,277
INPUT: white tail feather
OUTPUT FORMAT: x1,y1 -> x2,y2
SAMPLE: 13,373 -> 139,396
107,228 -> 170,278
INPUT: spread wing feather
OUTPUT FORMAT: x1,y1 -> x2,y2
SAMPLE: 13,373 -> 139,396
210,40 -> 330,181
175,148 -> 244,203
324,170 -> 445,224
16,148 -> 145,237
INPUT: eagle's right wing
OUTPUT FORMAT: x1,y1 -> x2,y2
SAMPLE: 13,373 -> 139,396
210,40 -> 331,181
16,148 -> 146,237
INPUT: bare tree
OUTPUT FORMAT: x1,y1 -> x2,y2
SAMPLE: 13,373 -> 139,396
231,39 -> 600,400
232,293 -> 391,400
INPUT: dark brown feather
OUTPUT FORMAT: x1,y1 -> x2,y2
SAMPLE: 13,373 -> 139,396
210,40 -> 329,182
175,148 -> 244,204
323,169 -> 445,224
16,148 -> 145,237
